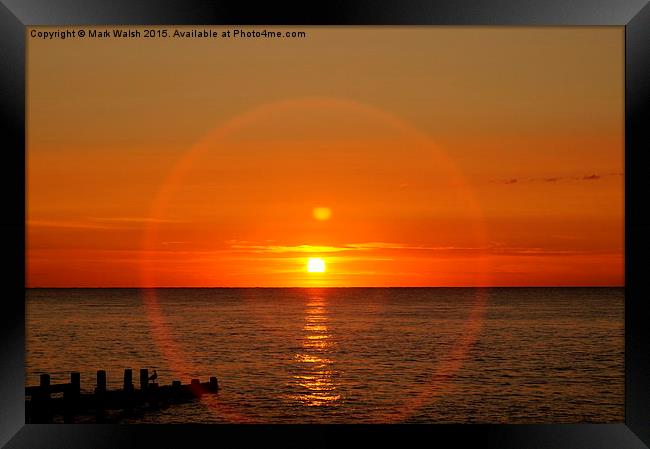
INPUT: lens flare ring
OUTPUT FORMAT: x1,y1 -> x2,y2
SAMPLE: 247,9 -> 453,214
140,96 -> 490,423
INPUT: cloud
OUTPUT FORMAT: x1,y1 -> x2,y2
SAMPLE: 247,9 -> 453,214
88,217 -> 184,224
345,242 -> 406,250
346,242 -> 487,252
494,173 -> 612,185
225,240 -> 620,259
228,240 -> 490,254
28,216 -> 185,230
228,243 -> 355,253
28,220 -> 114,230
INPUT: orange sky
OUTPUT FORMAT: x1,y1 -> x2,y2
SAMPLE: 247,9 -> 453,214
27,26 -> 624,287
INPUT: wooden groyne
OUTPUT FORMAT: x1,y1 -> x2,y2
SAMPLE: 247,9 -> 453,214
26,369 -> 219,423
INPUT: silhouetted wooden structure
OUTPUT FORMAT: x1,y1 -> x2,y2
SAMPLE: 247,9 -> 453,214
25,369 -> 219,423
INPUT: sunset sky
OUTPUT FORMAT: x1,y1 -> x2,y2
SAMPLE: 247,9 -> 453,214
27,26 -> 624,287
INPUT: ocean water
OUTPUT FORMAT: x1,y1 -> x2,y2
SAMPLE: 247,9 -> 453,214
26,288 -> 624,423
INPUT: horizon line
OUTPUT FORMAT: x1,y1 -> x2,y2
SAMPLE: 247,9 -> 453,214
26,285 -> 625,289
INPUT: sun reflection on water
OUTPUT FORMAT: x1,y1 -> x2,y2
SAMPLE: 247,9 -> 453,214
289,290 -> 341,407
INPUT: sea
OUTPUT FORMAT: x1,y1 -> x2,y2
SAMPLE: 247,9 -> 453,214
25,287 -> 624,423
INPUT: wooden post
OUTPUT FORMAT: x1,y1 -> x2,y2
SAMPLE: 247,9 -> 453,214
96,370 -> 107,394
64,372 -> 81,423
170,380 -> 182,402
70,372 -> 81,397
40,373 -> 51,393
124,369 -> 133,393
33,374 -> 52,423
140,369 -> 149,392
209,376 -> 219,391
122,368 -> 134,412
39,374 -> 51,413
95,370 -> 107,423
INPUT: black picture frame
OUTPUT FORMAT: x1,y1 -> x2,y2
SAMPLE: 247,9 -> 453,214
1,0 -> 649,447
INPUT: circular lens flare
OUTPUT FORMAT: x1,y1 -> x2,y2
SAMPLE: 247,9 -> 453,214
140,97 -> 490,423
313,207 -> 332,221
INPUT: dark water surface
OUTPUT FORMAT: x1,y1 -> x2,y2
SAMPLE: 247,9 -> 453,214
26,287 -> 623,423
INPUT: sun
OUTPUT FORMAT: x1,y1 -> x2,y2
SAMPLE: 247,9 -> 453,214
307,257 -> 326,273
